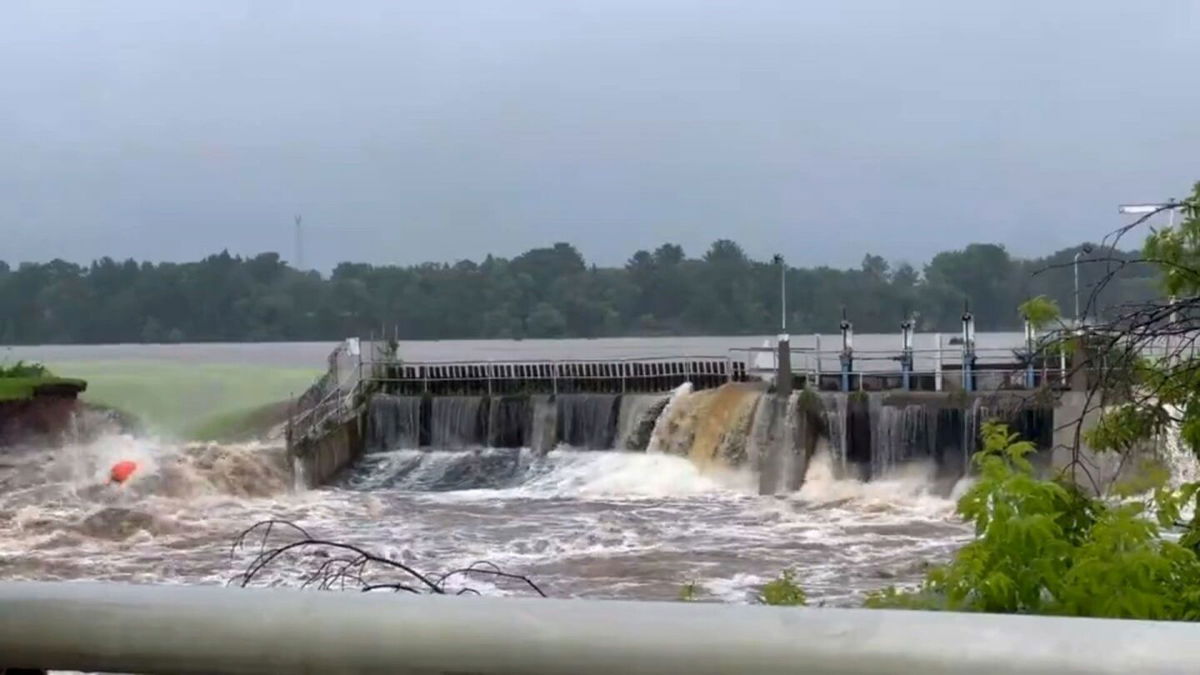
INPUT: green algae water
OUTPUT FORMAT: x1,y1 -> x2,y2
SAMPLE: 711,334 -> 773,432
65,361 -> 319,438
3,343 -> 330,438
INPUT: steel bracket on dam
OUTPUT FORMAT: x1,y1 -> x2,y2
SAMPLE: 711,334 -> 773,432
4,580 -> 1200,674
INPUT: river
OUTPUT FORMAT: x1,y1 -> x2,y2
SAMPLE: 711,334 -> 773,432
0,337 -> 981,605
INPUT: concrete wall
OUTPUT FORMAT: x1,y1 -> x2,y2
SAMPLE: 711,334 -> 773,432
1051,391 -> 1160,495
290,416 -> 363,488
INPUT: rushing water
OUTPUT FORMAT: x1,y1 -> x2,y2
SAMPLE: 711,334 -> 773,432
0,337 -> 995,606
0,426 -> 970,605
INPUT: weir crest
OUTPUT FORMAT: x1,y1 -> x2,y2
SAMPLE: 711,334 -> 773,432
356,385 -> 1054,494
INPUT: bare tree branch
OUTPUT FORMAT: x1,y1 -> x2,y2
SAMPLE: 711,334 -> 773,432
229,519 -> 546,598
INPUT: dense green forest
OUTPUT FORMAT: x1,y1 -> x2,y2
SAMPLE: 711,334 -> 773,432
0,240 -> 1158,344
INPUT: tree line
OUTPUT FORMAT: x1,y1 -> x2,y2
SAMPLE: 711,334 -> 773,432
0,239 -> 1159,344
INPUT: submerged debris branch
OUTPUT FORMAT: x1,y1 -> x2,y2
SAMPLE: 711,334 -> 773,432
230,519 -> 546,597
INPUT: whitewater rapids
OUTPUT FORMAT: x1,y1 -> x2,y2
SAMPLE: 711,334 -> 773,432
0,432 -> 971,604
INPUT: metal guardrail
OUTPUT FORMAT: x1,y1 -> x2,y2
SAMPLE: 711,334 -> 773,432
730,343 -> 1068,391
362,354 -> 741,396
3,581 -> 1200,674
289,339 -> 370,444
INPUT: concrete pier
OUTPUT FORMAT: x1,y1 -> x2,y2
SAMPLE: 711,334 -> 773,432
290,417 -> 362,488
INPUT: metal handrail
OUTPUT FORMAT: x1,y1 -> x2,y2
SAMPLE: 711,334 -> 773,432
289,370 -> 367,444
374,354 -> 735,366
2,581 -> 1199,674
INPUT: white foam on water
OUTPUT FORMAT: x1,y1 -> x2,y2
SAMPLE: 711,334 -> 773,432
1162,404 -> 1200,487
518,450 -> 756,499
403,447 -> 757,503
50,432 -> 165,489
1,428 -> 972,607
704,572 -> 768,603
796,449 -> 964,517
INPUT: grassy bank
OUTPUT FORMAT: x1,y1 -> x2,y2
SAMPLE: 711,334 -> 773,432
0,361 -> 87,402
0,375 -> 88,402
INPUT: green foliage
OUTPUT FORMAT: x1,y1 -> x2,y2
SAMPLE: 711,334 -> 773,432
758,569 -> 807,606
1085,403 -> 1169,454
0,360 -> 49,378
1085,182 -> 1200,459
1018,295 -> 1061,330
1143,183 -> 1200,297
866,422 -> 1200,619
0,240 -> 1159,343
0,361 -> 74,401
679,580 -> 699,602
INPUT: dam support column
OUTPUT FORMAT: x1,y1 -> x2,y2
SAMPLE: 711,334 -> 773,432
1068,333 -> 1091,392
900,319 -> 915,391
1024,318 -> 1037,389
776,335 -> 792,397
812,334 -> 822,389
934,333 -> 944,391
839,315 -> 854,392
759,334 -> 798,495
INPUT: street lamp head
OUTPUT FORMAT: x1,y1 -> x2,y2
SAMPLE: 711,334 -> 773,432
1119,203 -> 1172,215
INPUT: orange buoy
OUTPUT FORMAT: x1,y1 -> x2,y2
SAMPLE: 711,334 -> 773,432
109,460 -> 138,485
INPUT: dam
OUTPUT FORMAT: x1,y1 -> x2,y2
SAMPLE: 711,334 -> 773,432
289,314 -> 1088,494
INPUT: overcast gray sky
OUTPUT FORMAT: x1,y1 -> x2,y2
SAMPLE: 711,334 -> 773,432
1,1 -> 1196,271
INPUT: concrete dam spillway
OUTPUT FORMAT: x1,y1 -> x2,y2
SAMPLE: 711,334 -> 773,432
289,333 -> 1072,492
356,385 -> 1053,494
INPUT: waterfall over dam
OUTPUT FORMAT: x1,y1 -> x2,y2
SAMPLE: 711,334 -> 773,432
288,334 -> 1076,491
358,385 -> 1053,494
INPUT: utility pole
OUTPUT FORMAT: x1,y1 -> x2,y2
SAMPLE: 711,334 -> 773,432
773,254 -> 786,334
294,215 -> 304,271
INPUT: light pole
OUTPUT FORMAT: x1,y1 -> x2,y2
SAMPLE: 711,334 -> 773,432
1119,202 -> 1180,228
1073,244 -> 1093,327
294,215 -> 304,271
773,254 -> 786,335
1119,202 -> 1183,356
